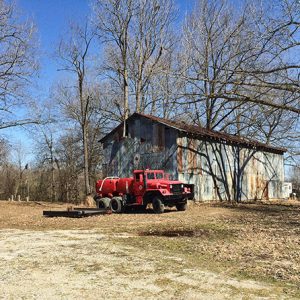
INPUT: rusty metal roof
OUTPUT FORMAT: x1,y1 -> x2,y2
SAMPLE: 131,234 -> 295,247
100,112 -> 286,154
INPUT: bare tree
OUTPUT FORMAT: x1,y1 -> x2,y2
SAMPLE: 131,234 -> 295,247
0,138 -> 9,165
10,141 -> 28,199
145,51 -> 185,119
57,21 -> 95,195
94,0 -> 135,136
128,0 -> 176,113
93,0 -> 177,130
180,0 -> 300,123
177,0 -> 300,152
30,101 -> 60,202
0,0 -> 38,130
179,0 -> 250,129
55,132 -> 82,202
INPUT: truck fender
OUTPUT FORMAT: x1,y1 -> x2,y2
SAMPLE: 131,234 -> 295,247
143,191 -> 163,205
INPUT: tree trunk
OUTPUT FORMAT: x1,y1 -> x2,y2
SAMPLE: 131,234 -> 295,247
123,68 -> 129,137
136,49 -> 143,113
51,149 -> 56,202
79,76 -> 90,196
83,124 -> 90,195
136,80 -> 142,113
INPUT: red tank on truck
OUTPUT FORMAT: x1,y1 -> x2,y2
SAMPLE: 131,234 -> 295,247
94,169 -> 194,213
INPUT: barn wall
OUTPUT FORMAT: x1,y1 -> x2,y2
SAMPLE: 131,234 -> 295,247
177,136 -> 284,201
102,116 -> 285,201
102,117 -> 178,179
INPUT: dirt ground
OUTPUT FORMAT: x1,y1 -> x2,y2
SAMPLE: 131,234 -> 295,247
0,200 -> 299,299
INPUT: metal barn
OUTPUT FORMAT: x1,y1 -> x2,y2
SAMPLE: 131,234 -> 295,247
100,113 -> 286,201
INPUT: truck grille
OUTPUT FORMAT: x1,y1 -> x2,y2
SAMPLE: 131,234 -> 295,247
171,184 -> 183,194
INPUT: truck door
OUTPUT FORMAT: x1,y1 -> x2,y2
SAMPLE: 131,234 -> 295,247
133,172 -> 146,204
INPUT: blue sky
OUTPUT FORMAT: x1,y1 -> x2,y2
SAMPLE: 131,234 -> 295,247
17,0 -> 194,91
18,0 -> 92,93
3,0 -> 195,162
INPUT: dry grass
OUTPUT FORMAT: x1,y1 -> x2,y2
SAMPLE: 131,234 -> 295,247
81,195 -> 96,207
0,199 -> 300,297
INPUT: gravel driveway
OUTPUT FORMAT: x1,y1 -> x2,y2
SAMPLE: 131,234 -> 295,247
0,229 -> 280,300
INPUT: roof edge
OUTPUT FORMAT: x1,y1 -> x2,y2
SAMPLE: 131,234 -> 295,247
99,112 -> 287,154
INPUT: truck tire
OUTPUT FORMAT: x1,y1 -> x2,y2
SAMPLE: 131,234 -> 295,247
110,197 -> 123,213
176,202 -> 187,211
97,197 -> 111,209
94,195 -> 100,202
152,196 -> 165,214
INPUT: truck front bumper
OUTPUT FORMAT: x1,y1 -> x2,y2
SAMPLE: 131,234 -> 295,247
162,192 -> 194,205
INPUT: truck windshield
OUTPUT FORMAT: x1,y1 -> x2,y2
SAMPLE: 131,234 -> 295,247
156,173 -> 164,179
147,173 -> 155,179
145,172 -> 169,180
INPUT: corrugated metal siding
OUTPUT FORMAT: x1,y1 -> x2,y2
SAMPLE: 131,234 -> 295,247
176,136 -> 284,201
102,116 -> 178,179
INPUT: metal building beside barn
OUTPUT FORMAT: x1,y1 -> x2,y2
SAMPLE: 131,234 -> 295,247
100,113 -> 286,201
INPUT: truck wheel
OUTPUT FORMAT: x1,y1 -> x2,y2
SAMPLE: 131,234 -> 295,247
110,197 -> 123,213
176,202 -> 187,211
97,197 -> 111,209
93,195 -> 100,202
152,196 -> 165,214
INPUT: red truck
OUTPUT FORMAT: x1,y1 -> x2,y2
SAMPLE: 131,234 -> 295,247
94,169 -> 194,213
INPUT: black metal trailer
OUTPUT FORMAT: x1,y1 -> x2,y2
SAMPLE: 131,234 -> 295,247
43,207 -> 110,218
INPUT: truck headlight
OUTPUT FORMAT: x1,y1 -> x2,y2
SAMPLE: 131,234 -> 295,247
170,185 -> 173,189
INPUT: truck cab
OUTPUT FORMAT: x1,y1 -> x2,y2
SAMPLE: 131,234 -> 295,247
125,169 -> 194,213
95,169 -> 194,213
